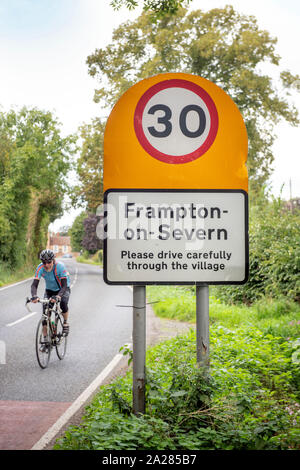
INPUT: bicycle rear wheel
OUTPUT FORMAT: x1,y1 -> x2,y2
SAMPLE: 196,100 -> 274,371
55,313 -> 67,360
36,318 -> 51,369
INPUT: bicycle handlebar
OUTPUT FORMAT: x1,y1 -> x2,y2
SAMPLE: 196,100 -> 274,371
25,297 -> 58,304
25,297 -> 58,313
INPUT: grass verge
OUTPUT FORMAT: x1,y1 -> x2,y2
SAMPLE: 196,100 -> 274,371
76,250 -> 103,266
0,262 -> 35,288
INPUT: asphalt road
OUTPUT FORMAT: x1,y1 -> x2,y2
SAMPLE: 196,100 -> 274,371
0,258 -> 133,402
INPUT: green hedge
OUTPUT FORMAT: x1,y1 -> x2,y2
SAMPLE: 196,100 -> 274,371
215,197 -> 300,304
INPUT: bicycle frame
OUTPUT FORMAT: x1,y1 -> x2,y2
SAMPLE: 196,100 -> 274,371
27,298 -> 59,338
26,297 -> 67,368
39,299 -> 66,347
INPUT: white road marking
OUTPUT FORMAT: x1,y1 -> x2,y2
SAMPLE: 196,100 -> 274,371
0,278 -> 32,291
6,311 -> 38,327
4,266 -> 78,328
70,267 -> 78,289
31,345 -> 132,450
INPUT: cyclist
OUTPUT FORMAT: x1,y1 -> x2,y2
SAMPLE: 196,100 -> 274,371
31,249 -> 71,348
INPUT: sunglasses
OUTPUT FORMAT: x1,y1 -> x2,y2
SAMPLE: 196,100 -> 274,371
43,260 -> 53,265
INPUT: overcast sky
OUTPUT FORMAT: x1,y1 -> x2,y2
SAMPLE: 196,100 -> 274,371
0,0 -> 299,230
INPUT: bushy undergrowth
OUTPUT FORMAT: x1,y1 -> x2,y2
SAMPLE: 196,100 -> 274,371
54,288 -> 300,451
215,197 -> 300,304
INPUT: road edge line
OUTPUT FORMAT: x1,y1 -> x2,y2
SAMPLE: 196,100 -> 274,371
6,311 -> 38,327
31,346 -> 131,450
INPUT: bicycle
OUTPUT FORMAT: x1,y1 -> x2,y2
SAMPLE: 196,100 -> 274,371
26,297 -> 68,369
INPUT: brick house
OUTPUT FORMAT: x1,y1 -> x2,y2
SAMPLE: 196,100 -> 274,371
47,232 -> 72,257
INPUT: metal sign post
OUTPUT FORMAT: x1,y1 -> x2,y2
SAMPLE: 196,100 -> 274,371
196,285 -> 209,367
132,285 -> 146,415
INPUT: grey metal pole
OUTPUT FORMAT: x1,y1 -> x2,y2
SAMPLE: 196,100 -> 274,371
132,285 -> 146,415
196,284 -> 209,367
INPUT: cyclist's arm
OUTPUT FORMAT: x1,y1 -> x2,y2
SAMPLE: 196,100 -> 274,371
31,278 -> 40,298
32,264 -> 43,298
57,277 -> 68,298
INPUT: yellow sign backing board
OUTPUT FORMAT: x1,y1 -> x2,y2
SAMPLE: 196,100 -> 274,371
104,73 -> 248,192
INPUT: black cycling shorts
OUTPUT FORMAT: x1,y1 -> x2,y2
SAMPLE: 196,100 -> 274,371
43,288 -> 71,314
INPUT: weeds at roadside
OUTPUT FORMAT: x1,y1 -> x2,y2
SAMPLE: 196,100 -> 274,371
54,293 -> 300,450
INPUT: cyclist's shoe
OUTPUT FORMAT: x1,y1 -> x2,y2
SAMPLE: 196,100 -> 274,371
39,341 -> 49,353
63,322 -> 69,336
39,336 -> 49,352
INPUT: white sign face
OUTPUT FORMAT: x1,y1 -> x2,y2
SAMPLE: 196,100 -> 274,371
103,190 -> 248,285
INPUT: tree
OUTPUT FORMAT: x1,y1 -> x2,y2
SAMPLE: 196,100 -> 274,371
58,225 -> 70,236
72,118 -> 104,211
69,211 -> 87,252
82,214 -> 103,253
0,107 -> 76,267
87,6 -> 299,192
110,0 -> 191,16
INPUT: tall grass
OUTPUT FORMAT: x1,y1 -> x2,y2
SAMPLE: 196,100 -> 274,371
146,285 -> 300,338
0,262 -> 35,287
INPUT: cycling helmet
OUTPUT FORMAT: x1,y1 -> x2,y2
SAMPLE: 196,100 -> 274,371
40,249 -> 55,262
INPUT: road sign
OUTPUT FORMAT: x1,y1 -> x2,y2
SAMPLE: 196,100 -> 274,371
134,79 -> 219,164
104,189 -> 248,285
103,73 -> 248,285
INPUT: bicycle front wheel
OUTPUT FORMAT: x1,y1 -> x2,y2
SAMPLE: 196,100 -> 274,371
36,318 -> 51,369
55,314 -> 67,360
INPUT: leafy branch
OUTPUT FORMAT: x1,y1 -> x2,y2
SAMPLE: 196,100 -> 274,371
110,0 -> 191,16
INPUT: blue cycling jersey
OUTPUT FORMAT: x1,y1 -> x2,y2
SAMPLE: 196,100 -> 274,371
34,261 -> 71,291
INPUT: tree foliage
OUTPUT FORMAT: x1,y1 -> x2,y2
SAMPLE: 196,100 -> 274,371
110,0 -> 191,16
214,196 -> 300,304
0,107 -> 76,267
87,6 -> 299,191
72,118 -> 104,211
58,225 -> 71,236
69,211 -> 87,252
82,214 -> 103,253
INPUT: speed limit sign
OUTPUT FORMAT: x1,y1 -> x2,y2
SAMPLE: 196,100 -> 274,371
134,79 -> 219,164
103,72 -> 248,192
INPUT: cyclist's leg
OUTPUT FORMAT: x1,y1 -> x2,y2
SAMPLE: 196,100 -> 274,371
60,288 -> 70,335
42,289 -> 55,337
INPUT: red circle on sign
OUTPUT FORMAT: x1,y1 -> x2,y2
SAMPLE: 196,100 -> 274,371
134,79 -> 219,164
